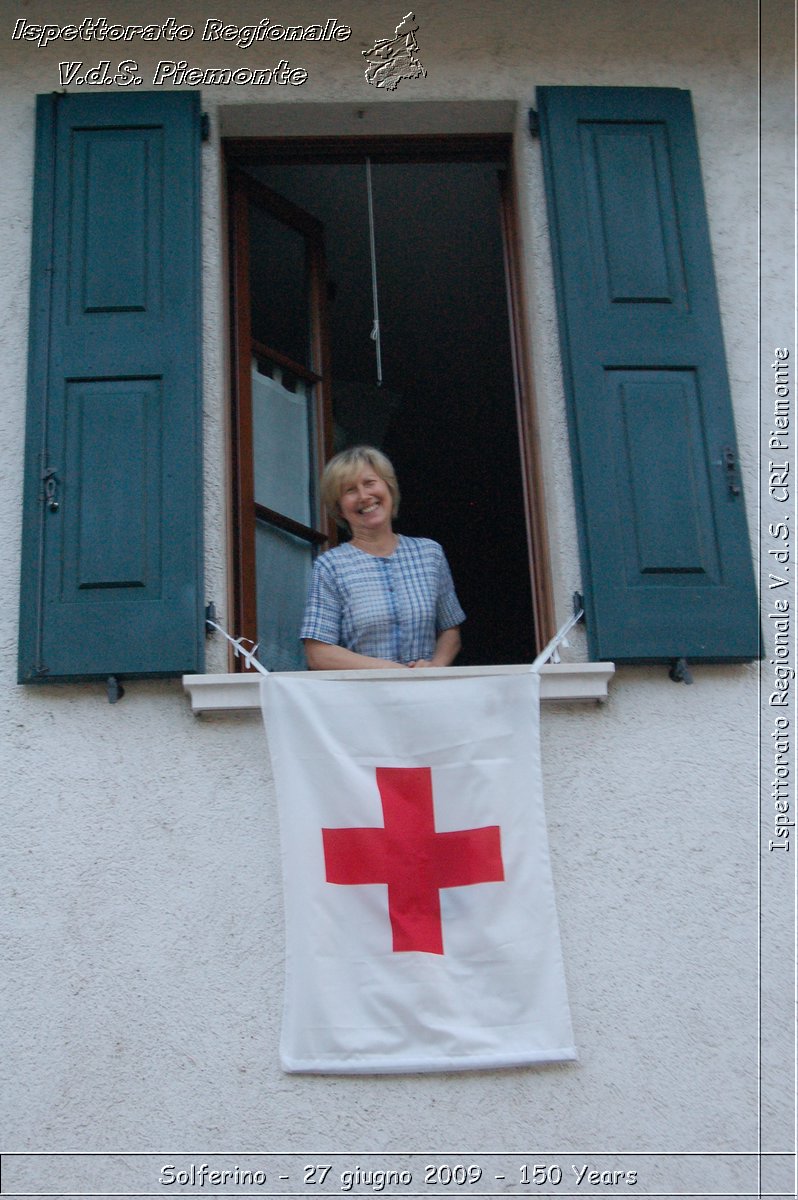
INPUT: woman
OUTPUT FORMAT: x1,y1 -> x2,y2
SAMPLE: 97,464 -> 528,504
301,446 -> 465,670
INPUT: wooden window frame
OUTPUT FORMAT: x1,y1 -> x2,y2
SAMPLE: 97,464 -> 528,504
224,135 -> 555,662
227,168 -> 334,659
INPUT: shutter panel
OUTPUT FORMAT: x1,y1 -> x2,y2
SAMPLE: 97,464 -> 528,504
537,87 -> 759,662
18,93 -> 203,682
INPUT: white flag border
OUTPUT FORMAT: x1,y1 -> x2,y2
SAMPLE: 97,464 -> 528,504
262,665 -> 577,1076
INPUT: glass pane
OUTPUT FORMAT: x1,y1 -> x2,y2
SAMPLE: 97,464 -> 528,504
252,358 -> 313,525
249,199 -> 310,366
255,521 -> 313,672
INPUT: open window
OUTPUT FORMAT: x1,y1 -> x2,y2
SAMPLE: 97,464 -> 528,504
18,92 -> 758,685
226,138 -> 552,669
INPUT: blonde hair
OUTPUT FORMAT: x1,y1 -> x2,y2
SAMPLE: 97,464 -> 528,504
321,445 -> 401,530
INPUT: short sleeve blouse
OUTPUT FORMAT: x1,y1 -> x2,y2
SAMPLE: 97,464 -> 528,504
300,535 -> 465,665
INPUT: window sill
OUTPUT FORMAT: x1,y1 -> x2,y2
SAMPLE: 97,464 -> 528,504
182,662 -> 615,713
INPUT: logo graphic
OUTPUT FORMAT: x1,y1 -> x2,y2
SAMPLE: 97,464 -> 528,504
362,11 -> 426,91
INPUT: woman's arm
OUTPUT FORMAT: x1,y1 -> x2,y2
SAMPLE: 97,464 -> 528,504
303,639 -> 410,671
408,626 -> 461,669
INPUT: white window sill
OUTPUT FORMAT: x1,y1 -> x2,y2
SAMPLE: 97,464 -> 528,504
182,662 -> 615,713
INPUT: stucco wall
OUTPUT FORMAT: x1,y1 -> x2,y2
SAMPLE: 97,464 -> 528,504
1,0 -> 792,1192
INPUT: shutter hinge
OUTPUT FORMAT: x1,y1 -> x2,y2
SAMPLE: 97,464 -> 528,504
205,601 -> 217,634
722,445 -> 741,496
572,592 -> 585,622
200,112 -> 211,142
528,108 -> 540,137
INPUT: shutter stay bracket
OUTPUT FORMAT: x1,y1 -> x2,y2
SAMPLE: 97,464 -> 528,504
106,675 -> 125,703
669,657 -> 693,685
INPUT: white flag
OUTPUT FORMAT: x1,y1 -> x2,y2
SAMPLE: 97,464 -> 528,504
261,668 -> 576,1074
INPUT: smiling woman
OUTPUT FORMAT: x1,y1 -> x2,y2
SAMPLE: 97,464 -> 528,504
301,446 -> 465,670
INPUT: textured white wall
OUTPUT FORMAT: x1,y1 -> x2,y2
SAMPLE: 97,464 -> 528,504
0,0 -> 789,1186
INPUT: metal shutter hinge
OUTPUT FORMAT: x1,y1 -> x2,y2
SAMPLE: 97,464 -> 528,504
722,445 -> 741,496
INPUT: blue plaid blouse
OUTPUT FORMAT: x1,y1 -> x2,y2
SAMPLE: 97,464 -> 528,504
300,536 -> 466,665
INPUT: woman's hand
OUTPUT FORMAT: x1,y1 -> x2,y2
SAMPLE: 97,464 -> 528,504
304,627 -> 461,671
408,627 -> 462,668
303,640 -> 410,671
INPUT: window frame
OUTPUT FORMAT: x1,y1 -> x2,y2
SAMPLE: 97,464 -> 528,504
223,134 -> 556,668
227,167 -> 335,659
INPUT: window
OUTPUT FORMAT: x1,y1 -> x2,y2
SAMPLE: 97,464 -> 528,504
18,89 -> 759,684
225,139 -> 552,669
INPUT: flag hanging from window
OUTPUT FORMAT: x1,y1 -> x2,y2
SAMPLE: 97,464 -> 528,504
261,668 -> 576,1074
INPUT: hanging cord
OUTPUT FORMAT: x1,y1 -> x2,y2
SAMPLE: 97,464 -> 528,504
206,619 -> 270,676
365,157 -> 383,385
530,608 -> 584,673
207,615 -> 582,680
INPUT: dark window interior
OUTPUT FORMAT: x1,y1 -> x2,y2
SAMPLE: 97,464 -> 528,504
239,155 -> 536,665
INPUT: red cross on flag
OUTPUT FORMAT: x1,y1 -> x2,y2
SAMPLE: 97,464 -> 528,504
261,668 -> 576,1074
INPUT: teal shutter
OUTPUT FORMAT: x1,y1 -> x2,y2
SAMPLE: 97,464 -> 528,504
537,87 -> 759,662
18,93 -> 204,682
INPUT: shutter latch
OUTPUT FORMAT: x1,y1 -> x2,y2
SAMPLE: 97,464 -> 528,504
722,445 -> 741,496
42,465 -> 59,512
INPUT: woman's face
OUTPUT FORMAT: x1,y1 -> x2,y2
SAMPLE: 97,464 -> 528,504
338,465 -> 393,538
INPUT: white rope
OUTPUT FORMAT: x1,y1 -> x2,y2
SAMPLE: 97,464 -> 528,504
530,609 -> 584,673
208,612 -> 582,679
206,619 -> 270,676
365,157 -> 383,384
